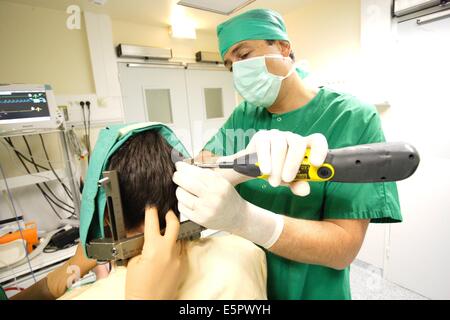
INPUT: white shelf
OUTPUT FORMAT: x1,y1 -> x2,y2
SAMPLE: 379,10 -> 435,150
0,244 -> 77,285
0,169 -> 67,191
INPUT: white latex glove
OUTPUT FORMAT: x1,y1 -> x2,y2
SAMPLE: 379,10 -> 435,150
219,130 -> 328,196
173,162 -> 284,249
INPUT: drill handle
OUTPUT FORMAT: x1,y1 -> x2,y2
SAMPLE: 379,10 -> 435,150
326,142 -> 420,182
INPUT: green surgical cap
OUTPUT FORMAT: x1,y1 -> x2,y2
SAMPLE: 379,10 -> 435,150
217,9 -> 290,59
79,122 -> 191,256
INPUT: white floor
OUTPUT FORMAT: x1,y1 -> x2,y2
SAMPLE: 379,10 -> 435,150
350,260 -> 428,300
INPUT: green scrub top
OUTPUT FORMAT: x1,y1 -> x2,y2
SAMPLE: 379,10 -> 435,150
203,87 -> 402,300
0,286 -> 7,300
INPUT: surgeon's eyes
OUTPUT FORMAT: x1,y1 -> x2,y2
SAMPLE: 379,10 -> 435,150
228,52 -> 252,72
238,52 -> 251,60
227,50 -> 253,72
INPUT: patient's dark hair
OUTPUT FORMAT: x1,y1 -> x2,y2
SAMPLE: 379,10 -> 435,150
108,130 -> 183,231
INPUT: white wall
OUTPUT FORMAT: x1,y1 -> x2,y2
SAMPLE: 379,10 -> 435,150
112,19 -> 218,61
0,2 -> 222,232
284,0 -> 361,78
0,1 -> 95,94
384,16 -> 450,300
360,0 -> 450,299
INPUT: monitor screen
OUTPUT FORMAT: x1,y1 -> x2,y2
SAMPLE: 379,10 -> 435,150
0,90 -> 51,124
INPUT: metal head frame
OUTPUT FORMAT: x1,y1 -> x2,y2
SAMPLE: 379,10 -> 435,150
86,170 -> 205,265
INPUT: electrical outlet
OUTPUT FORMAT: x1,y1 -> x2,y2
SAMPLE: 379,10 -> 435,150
55,94 -> 98,125
55,94 -> 123,126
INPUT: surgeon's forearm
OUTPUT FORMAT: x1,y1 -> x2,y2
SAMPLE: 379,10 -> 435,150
268,217 -> 369,270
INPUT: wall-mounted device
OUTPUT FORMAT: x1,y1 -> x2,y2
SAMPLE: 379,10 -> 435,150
195,51 -> 222,64
0,84 -> 61,134
393,0 -> 450,23
116,44 -> 173,60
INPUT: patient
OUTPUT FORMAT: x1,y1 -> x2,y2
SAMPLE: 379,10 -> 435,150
60,129 -> 267,300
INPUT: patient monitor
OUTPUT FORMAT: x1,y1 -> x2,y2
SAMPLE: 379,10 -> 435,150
0,84 -> 61,134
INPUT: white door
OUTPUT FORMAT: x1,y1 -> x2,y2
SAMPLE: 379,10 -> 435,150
118,63 -> 237,157
118,62 -> 194,155
185,66 -> 237,156
384,16 -> 450,299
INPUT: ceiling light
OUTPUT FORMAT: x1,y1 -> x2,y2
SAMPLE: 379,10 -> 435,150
177,0 -> 255,15
169,23 -> 197,39
170,5 -> 197,39
89,0 -> 108,5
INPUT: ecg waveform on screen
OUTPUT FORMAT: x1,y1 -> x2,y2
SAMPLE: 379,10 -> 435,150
0,91 -> 50,121
0,98 -> 46,104
0,94 -> 47,105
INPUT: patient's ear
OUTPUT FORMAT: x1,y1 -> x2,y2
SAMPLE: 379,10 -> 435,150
126,224 -> 145,237
103,207 -> 113,237
103,207 -> 110,226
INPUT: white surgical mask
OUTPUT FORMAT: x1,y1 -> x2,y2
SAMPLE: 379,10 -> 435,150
232,54 -> 295,108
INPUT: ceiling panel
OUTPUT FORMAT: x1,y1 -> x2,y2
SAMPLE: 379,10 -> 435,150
1,0 -> 310,32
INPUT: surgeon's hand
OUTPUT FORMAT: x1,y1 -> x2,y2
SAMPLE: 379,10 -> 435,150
218,130 -> 328,196
125,207 -> 184,300
173,162 -> 284,248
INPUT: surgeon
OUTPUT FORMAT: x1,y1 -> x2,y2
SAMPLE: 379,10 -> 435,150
173,9 -> 402,300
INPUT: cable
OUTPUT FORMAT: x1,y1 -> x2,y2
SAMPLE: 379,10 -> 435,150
86,100 -> 91,161
22,136 -> 75,212
3,137 -> 52,171
22,136 -> 73,209
0,161 -> 37,284
0,138 -> 68,166
38,134 -> 73,201
66,127 -> 88,159
80,101 -> 87,147
42,191 -> 74,216
2,137 -> 75,201
4,136 -> 75,207
3,287 -> 25,292
43,239 -> 78,253
9,138 -> 63,218
80,100 -> 91,165
6,138 -> 72,219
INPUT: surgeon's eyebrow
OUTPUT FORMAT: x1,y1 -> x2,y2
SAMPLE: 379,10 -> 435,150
224,43 -> 251,71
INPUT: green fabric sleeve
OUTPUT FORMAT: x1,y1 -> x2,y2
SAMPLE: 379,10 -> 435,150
323,110 -> 402,223
0,286 -> 7,300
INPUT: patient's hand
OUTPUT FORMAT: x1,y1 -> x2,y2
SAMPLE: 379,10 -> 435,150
125,207 -> 184,300
47,243 -> 97,299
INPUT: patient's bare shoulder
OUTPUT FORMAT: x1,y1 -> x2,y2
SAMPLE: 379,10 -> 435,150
60,235 -> 268,300
195,234 -> 265,257
59,267 -> 127,300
